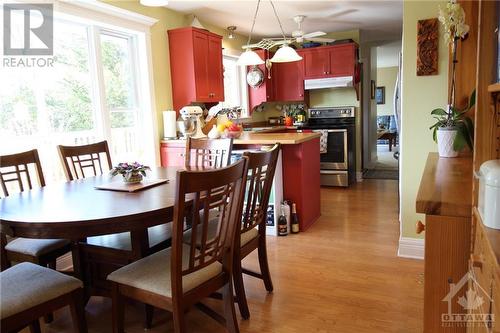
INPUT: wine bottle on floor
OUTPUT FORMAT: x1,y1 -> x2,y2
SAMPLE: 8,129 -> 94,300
291,203 -> 300,234
278,209 -> 288,236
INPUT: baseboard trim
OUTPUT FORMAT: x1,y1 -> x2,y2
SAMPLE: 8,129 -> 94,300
398,237 -> 425,260
356,171 -> 363,182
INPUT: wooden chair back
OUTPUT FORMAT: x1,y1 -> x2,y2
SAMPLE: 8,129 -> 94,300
172,158 -> 248,295
185,138 -> 233,169
0,149 -> 45,197
57,141 -> 112,181
241,144 -> 280,234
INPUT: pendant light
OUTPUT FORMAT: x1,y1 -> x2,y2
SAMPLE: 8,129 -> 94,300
236,0 -> 264,66
269,1 -> 302,63
140,0 -> 168,6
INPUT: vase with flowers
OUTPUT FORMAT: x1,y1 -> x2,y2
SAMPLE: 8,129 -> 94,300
430,0 -> 475,157
110,162 -> 150,184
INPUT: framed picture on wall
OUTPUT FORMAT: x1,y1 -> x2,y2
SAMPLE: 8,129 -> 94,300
370,80 -> 376,99
376,86 -> 386,105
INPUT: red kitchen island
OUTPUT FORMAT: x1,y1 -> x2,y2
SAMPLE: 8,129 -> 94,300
160,131 -> 321,231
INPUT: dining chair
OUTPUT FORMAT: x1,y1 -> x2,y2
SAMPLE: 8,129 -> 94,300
183,144 -> 281,319
108,158 -> 248,333
0,149 -> 71,272
57,141 -> 172,289
185,137 -> 233,168
0,262 -> 87,333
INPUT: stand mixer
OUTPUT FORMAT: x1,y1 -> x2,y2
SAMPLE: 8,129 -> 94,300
179,106 -> 206,139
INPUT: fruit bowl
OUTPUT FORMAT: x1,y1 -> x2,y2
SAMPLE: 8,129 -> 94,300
223,128 -> 243,139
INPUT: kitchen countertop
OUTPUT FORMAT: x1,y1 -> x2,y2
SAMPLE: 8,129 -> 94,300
161,131 -> 320,145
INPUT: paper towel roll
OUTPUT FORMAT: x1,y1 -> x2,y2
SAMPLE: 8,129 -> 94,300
163,110 -> 177,139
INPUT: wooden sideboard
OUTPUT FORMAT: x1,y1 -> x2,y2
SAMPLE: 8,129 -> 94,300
417,153 -> 473,333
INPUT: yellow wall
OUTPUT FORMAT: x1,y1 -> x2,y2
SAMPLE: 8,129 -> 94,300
376,66 -> 398,116
400,0 -> 448,238
102,1 -> 248,138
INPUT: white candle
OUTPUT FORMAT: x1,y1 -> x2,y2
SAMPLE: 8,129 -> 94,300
163,110 -> 177,139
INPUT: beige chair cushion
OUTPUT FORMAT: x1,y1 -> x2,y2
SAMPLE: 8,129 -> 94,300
5,238 -> 70,257
0,262 -> 82,319
107,244 -> 222,298
87,224 -> 172,251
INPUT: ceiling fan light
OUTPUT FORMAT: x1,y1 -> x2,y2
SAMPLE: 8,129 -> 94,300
140,0 -> 168,6
270,45 -> 302,63
236,50 -> 265,66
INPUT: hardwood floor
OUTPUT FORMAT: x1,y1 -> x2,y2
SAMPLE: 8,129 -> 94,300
24,179 -> 423,333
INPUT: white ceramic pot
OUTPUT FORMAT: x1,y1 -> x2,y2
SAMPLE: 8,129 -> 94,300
437,127 -> 459,158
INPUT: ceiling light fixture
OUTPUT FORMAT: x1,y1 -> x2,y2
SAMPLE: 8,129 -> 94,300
236,0 -> 264,66
140,0 -> 168,7
227,26 -> 237,39
268,1 -> 302,63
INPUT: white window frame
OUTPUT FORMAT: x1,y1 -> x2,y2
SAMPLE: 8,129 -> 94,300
222,50 -> 250,118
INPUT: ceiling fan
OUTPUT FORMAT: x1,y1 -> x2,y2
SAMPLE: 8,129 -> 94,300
242,15 -> 336,51
290,15 -> 335,43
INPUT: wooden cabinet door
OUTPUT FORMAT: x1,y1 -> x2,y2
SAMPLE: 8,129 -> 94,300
273,59 -> 305,102
192,30 -> 210,101
330,44 -> 355,77
207,35 -> 224,101
303,48 -> 330,79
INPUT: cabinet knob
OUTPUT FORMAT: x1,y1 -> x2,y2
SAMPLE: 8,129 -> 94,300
416,220 -> 425,234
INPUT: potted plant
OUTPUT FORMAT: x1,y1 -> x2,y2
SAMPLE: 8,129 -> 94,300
431,0 -> 474,157
110,162 -> 150,184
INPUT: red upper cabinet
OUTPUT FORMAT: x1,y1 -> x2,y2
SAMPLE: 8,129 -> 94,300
302,43 -> 357,80
168,27 -> 224,111
303,48 -> 330,79
329,44 -> 356,77
247,50 -> 274,112
272,55 -> 305,102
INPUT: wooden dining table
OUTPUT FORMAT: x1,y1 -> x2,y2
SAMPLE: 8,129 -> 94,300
0,167 -> 182,296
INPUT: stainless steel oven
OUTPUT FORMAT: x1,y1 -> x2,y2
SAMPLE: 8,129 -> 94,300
305,107 -> 356,187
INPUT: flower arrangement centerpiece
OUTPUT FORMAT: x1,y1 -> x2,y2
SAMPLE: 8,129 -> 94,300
110,162 -> 150,184
431,0 -> 474,157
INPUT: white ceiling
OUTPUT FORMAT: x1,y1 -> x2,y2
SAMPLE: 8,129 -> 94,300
166,0 -> 403,42
377,40 -> 401,68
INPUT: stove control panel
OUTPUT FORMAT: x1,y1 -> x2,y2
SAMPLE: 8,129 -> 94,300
308,107 -> 356,119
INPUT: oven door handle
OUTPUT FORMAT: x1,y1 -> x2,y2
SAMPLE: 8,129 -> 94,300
313,129 -> 347,133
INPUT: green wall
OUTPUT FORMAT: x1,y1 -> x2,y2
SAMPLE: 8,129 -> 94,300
376,66 -> 398,117
102,1 -> 248,138
400,0 -> 448,238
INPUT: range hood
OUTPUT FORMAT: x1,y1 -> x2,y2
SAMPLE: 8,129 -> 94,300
304,76 -> 353,90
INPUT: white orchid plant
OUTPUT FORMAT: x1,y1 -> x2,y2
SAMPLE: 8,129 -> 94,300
430,0 -> 474,152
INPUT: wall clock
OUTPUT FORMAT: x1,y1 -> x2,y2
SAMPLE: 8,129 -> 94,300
247,66 -> 264,88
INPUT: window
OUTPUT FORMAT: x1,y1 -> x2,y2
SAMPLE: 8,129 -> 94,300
220,54 -> 249,117
0,10 -> 155,183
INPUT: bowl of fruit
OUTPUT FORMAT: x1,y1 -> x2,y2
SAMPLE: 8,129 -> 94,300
218,121 -> 243,139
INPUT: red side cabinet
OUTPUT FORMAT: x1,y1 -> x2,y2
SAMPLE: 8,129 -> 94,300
247,50 -> 274,112
168,27 -> 224,111
160,142 -> 186,167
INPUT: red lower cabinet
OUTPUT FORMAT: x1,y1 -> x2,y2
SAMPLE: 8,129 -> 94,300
160,143 -> 185,167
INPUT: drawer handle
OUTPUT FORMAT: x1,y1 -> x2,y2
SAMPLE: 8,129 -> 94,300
471,254 -> 483,269
416,220 -> 425,234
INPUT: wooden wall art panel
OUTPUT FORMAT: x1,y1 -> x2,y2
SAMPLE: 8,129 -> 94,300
417,18 -> 439,76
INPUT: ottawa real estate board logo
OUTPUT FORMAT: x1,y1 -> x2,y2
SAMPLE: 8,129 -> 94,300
2,3 -> 54,67
441,271 -> 494,328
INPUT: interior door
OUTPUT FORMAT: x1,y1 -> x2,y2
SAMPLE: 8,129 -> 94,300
207,35 -> 224,101
192,31 -> 210,101
329,45 -> 355,77
303,48 -> 330,79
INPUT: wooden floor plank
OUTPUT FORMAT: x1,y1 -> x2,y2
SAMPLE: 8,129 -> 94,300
24,179 -> 423,333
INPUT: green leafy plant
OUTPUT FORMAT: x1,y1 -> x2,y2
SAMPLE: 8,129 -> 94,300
429,90 -> 475,151
110,162 -> 150,180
